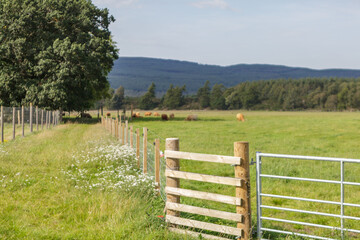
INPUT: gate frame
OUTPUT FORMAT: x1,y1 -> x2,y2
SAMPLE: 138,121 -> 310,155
256,152 -> 360,240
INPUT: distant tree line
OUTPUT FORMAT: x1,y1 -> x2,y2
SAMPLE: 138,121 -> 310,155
100,78 -> 360,111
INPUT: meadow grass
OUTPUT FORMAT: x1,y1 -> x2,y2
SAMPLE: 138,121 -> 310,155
0,123 -> 195,240
119,110 -> 360,239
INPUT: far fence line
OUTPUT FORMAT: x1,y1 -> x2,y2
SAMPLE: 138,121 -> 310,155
101,115 -> 251,240
0,104 -> 60,143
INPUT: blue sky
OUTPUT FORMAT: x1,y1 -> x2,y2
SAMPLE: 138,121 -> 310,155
92,0 -> 360,69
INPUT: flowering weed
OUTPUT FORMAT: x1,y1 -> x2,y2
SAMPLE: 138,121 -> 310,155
64,141 -> 155,194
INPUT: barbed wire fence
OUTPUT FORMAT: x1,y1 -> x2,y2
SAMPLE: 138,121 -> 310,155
0,104 -> 60,143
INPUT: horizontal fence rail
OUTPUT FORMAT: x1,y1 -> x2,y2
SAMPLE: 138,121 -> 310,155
256,152 -> 360,240
164,140 -> 251,240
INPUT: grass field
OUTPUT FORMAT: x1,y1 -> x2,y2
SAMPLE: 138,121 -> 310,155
2,110 -> 360,239
0,123 -> 190,240
119,110 -> 360,239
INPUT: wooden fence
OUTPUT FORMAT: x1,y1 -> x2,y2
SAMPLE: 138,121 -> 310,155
164,138 -> 251,239
101,116 -> 251,239
101,116 -> 162,190
0,104 -> 60,143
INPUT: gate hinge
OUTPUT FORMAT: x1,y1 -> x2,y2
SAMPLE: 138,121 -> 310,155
250,158 -> 256,165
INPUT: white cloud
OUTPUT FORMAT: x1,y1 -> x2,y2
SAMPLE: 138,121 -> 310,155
192,0 -> 229,9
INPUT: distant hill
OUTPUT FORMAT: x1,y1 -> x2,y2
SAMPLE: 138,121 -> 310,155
108,57 -> 360,96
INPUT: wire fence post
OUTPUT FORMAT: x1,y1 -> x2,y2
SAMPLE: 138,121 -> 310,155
143,127 -> 148,173
125,120 -> 128,145
36,106 -> 39,131
166,138 -> 180,217
1,105 -> 3,143
234,141 -> 251,239
155,138 -> 160,191
22,106 -> 24,137
30,103 -> 33,133
136,128 -> 140,168
12,107 -> 16,140
130,126 -> 133,147
41,109 -> 44,130
121,123 -> 124,145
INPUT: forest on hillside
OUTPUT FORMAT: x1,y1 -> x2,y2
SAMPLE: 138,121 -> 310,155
108,57 -> 360,96
101,77 -> 360,111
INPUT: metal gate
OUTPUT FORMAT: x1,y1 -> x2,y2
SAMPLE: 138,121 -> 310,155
256,152 -> 360,240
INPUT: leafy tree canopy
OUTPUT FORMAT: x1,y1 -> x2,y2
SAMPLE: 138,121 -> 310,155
0,0 -> 118,110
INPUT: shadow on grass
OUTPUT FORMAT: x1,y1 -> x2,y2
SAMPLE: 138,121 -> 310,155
129,117 -> 223,123
63,117 -> 100,124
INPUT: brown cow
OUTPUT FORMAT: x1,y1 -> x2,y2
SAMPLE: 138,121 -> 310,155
236,113 -> 245,122
106,113 -> 111,117
161,114 -> 168,121
135,112 -> 140,117
145,112 -> 152,116
154,112 -> 160,117
185,115 -> 198,121
170,113 -> 175,119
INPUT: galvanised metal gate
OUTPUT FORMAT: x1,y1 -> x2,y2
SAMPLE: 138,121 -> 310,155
256,152 -> 360,240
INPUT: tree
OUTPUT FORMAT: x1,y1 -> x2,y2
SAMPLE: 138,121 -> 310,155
163,84 -> 186,109
139,83 -> 157,110
210,84 -> 226,109
0,0 -> 118,111
197,81 -> 211,108
111,86 -> 125,109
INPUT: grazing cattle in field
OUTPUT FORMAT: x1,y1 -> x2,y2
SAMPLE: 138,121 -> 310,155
185,115 -> 198,121
135,112 -> 140,117
236,113 -> 245,122
106,113 -> 111,117
154,112 -> 160,116
161,114 -> 168,121
145,112 -> 152,116
81,113 -> 92,118
170,113 -> 175,119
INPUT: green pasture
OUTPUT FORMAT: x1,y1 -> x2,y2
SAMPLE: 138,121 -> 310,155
0,124 -> 186,240
1,110 -> 360,239
122,110 -> 360,239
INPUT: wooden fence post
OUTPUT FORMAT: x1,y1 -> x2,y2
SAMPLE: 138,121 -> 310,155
118,122 -> 121,141
30,103 -> 33,132
125,120 -> 128,145
115,119 -> 118,139
22,106 -> 24,137
12,107 -> 15,140
0,106 -> 3,143
155,138 -> 160,190
110,118 -> 113,136
36,106 -> 39,131
41,109 -> 44,130
143,127 -> 147,173
136,129 -> 140,167
234,141 -> 251,240
166,138 -> 180,217
121,123 -> 124,144
17,110 -> 20,126
130,126 -> 133,148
